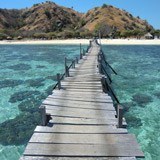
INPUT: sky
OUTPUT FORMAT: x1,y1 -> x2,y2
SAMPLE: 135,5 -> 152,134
0,0 -> 159,29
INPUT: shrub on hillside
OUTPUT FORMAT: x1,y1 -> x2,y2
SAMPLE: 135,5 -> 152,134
0,33 -> 8,40
44,10 -> 52,19
102,4 -> 108,8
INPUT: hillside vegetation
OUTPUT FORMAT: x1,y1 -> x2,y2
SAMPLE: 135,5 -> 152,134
0,1 -> 157,39
83,4 -> 153,37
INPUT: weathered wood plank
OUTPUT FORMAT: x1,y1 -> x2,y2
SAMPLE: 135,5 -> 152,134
35,125 -> 128,134
24,143 -> 144,158
59,88 -> 103,92
20,156 -> 137,160
42,104 -> 116,115
61,86 -> 102,90
49,116 -> 119,125
46,109 -> 116,119
45,104 -> 115,112
43,101 -> 114,110
47,95 -> 113,103
29,133 -> 139,145
43,98 -> 113,106
52,90 -> 108,96
49,94 -> 112,101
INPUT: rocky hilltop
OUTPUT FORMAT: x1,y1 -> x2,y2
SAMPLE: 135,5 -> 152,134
0,1 -> 154,39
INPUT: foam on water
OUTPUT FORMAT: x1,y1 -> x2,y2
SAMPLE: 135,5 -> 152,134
0,44 -> 85,160
103,45 -> 160,160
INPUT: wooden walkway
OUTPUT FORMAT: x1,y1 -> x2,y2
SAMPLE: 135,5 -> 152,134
21,40 -> 144,160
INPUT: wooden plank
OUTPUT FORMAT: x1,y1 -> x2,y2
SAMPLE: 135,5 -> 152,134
43,101 -> 114,110
64,75 -> 100,79
35,125 -> 128,134
43,102 -> 116,115
24,143 -> 144,158
56,88 -> 103,93
52,90 -> 108,96
45,104 -> 115,112
47,95 -> 113,103
29,133 -> 138,145
61,83 -> 101,86
61,84 -> 102,88
50,94 -> 112,101
61,86 -> 101,90
63,79 -> 100,82
43,98 -> 114,107
20,156 -> 137,160
46,109 -> 116,119
49,116 -> 118,125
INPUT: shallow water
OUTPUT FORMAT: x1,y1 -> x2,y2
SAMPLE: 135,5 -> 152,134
0,44 -> 160,160
103,45 -> 160,160
0,44 -> 85,160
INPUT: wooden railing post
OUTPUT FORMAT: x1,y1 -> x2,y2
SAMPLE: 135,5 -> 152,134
65,57 -> 67,68
80,53 -> 83,59
83,49 -> 85,56
72,60 -> 75,68
98,53 -> 102,74
86,46 -> 89,53
117,105 -> 123,128
66,66 -> 69,77
80,43 -> 83,59
65,57 -> 69,77
101,76 -> 109,93
76,57 -> 78,64
39,105 -> 47,126
89,40 -> 92,47
101,76 -> 106,93
57,73 -> 61,90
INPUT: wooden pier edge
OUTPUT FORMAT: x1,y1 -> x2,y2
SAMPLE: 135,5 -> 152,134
20,39 -> 144,160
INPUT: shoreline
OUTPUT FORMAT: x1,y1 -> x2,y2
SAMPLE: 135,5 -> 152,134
0,39 -> 160,45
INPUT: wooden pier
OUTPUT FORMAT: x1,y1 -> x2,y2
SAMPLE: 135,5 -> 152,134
20,40 -> 144,160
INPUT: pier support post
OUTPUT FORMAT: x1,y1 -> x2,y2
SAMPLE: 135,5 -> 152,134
117,105 -> 123,128
39,105 -> 47,126
57,73 -> 61,90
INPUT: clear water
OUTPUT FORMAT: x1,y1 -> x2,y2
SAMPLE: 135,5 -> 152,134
0,44 -> 160,160
103,45 -> 160,160
0,44 -> 85,160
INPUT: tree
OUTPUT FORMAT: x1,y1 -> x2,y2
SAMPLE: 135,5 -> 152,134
151,29 -> 160,38
94,23 -> 112,38
0,33 -> 8,40
80,29 -> 92,38
44,10 -> 52,19
33,33 -> 48,39
102,4 -> 108,8
120,30 -> 145,38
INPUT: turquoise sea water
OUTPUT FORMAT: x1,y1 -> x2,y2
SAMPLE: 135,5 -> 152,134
0,44 -> 83,160
0,44 -> 160,160
103,45 -> 160,160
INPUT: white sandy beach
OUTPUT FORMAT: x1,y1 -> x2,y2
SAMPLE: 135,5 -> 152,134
0,39 -> 160,45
